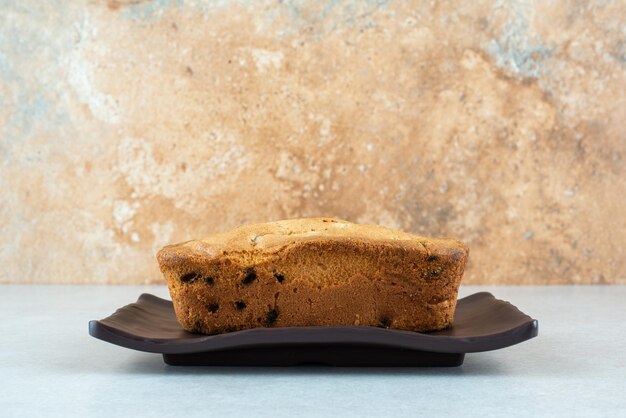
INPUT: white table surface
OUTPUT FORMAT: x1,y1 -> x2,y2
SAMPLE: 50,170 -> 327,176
1,285 -> 624,417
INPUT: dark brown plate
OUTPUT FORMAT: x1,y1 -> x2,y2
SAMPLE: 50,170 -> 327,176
89,292 -> 538,367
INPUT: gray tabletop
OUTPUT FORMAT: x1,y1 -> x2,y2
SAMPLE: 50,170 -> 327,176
1,285 -> 624,417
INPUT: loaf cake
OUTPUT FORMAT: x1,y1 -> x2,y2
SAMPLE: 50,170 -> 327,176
157,218 -> 468,334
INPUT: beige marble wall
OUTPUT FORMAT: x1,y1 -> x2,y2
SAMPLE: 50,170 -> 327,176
1,0 -> 624,284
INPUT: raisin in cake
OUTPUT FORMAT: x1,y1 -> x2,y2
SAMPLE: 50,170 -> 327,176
157,218 -> 468,334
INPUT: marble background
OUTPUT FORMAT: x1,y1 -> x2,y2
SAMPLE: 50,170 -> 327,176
1,0 -> 624,284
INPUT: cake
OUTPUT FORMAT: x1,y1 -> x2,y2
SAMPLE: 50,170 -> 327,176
157,218 -> 468,334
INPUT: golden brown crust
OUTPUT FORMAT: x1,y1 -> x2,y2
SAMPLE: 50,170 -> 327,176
157,218 -> 468,334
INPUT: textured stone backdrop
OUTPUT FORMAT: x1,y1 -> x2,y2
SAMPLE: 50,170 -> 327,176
1,0 -> 624,284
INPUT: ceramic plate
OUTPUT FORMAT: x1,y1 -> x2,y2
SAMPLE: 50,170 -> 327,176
89,292 -> 538,367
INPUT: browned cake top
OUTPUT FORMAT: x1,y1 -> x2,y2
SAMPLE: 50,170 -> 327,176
158,218 -> 467,266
